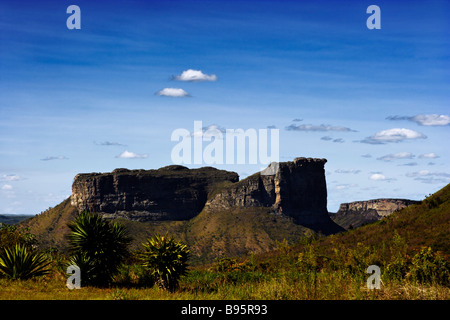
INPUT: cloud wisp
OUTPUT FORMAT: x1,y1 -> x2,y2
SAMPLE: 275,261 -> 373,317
405,170 -> 450,184
377,152 -> 415,161
286,124 -> 356,132
95,141 -> 127,147
40,156 -> 68,161
419,153 -> 439,159
387,114 -> 450,126
360,128 -> 427,144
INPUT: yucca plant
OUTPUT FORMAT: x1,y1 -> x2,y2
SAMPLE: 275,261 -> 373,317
67,211 -> 132,286
140,233 -> 190,290
0,243 -> 51,280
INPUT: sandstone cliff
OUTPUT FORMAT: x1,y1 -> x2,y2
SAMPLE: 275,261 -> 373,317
204,158 -> 343,234
70,158 -> 343,234
331,198 -> 420,229
71,165 -> 239,221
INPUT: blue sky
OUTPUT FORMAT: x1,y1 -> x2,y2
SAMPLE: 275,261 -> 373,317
1,0 -> 449,214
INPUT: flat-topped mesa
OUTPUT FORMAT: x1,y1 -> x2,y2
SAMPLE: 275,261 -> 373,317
337,198 -> 421,218
205,157 -> 343,235
71,165 -> 239,221
70,158 -> 343,234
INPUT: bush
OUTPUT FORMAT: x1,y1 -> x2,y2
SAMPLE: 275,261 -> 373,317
0,243 -> 51,279
67,212 -> 132,286
0,224 -> 36,250
140,233 -> 190,290
409,247 -> 449,285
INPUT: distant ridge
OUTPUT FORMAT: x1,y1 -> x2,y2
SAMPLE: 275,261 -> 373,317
0,214 -> 34,225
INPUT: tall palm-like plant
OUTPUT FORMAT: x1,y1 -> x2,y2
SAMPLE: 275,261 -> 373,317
67,212 -> 132,286
0,243 -> 51,279
140,233 -> 190,290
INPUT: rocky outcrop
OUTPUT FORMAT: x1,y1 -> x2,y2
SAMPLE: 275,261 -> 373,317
71,165 -> 239,221
70,158 -> 344,234
331,198 -> 421,229
204,158 -> 344,234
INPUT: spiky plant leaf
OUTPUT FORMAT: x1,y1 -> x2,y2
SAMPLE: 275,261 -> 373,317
140,233 -> 190,290
0,244 -> 51,279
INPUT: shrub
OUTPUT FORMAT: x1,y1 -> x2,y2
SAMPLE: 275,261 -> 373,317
67,212 -> 132,286
409,247 -> 449,285
0,224 -> 36,250
0,243 -> 51,279
140,233 -> 190,290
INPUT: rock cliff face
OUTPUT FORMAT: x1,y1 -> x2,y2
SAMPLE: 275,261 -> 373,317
204,158 -> 343,234
71,158 -> 343,234
331,198 -> 420,229
71,165 -> 239,221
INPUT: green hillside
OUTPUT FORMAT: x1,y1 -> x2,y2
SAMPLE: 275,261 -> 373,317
253,183 -> 450,269
20,199 -> 314,264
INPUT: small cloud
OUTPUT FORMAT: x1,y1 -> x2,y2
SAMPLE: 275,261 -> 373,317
335,169 -> 361,174
321,136 -> 333,141
1,174 -> 22,182
369,173 -> 395,181
1,184 -> 13,190
335,183 -> 357,190
41,156 -> 68,161
427,162 -> 436,166
332,138 -> 344,143
418,153 -> 439,159
95,141 -> 127,147
361,154 -> 372,158
173,69 -> 217,82
267,125 -> 277,129
406,170 -> 450,184
292,118 -> 303,122
398,162 -> 418,167
377,152 -> 415,161
286,124 -> 356,132
156,88 -> 190,97
387,114 -> 450,126
116,150 -> 148,159
360,128 -> 426,144
189,124 -> 226,139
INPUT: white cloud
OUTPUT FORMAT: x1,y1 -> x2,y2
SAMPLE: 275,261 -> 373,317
1,174 -> 22,182
418,153 -> 439,159
1,184 -> 13,190
406,170 -> 450,184
370,173 -> 386,181
116,150 -> 148,159
360,128 -> 426,144
286,124 -> 356,132
377,152 -> 415,161
387,114 -> 450,126
174,69 -> 218,82
369,173 -> 396,181
156,88 -> 190,97
412,114 -> 450,126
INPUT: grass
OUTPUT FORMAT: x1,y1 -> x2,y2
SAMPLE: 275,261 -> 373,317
0,266 -> 448,300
